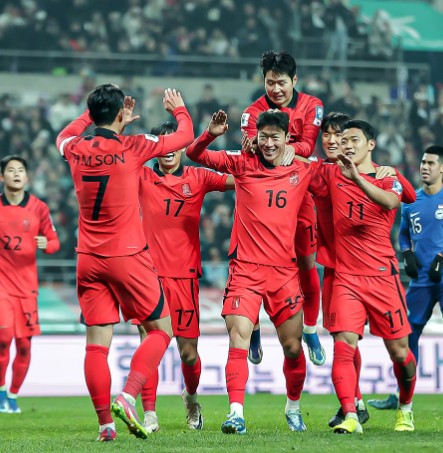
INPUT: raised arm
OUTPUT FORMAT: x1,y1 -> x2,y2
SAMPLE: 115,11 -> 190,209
337,154 -> 400,210
186,110 -> 238,174
56,110 -> 93,153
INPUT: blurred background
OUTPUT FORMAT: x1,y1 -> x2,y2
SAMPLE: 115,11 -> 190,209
0,0 -> 442,342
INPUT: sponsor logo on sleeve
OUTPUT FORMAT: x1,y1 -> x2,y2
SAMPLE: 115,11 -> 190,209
241,113 -> 250,127
144,134 -> 160,142
435,205 -> 443,220
313,106 -> 324,126
392,180 -> 403,195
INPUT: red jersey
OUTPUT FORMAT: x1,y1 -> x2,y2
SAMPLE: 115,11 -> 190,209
241,90 -> 323,157
0,192 -> 60,297
139,164 -> 228,277
311,164 -> 402,276
56,107 -> 194,257
313,159 -> 416,269
186,130 -> 313,267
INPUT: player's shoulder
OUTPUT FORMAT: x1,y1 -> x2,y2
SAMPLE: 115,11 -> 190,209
27,193 -> 50,212
298,91 -> 323,104
242,96 -> 267,126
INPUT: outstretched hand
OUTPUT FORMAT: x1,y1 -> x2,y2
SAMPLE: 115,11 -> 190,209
163,88 -> 185,114
336,153 -> 360,181
122,96 -> 141,128
208,110 -> 228,137
241,132 -> 255,154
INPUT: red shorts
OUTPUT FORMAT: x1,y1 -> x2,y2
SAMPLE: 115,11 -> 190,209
295,193 -> 317,258
77,250 -> 169,326
321,266 -> 335,331
132,278 -> 200,338
0,296 -> 41,338
222,259 -> 303,327
329,272 -> 411,339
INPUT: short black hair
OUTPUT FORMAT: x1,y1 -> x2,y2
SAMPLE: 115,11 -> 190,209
256,110 -> 289,134
424,145 -> 443,158
321,112 -> 351,133
0,155 -> 28,175
343,119 -> 376,141
150,120 -> 177,136
260,50 -> 297,79
87,83 -> 124,126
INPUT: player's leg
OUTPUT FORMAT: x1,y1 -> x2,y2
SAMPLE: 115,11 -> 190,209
136,324 -> 160,433
248,320 -> 263,365
329,274 -> 367,434
7,336 -> 31,414
0,297 -> 14,413
85,324 -> 116,441
296,196 -> 324,366
221,314 -> 253,434
384,337 -> 416,431
109,251 -> 172,439
367,274 -> 415,431
276,311 -> 307,432
177,337 -> 203,430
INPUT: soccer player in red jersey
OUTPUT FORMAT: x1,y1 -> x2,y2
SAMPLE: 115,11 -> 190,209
310,120 -> 416,434
0,155 -> 60,414
187,109 -> 316,434
136,120 -> 234,432
242,50 -> 325,366
316,113 -> 416,428
56,84 -> 194,441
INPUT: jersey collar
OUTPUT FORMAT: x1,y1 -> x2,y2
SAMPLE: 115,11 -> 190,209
1,191 -> 30,207
258,152 -> 277,169
88,127 -> 122,143
153,162 -> 184,177
265,89 -> 298,110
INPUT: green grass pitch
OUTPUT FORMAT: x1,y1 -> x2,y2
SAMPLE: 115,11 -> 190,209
0,394 -> 441,452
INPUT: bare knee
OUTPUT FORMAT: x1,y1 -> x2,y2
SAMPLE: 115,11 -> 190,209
281,338 -> 303,358
178,342 -> 198,365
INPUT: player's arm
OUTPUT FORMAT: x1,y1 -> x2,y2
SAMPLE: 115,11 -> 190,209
56,110 -> 93,155
398,205 -> 420,278
37,204 -> 60,254
290,100 -> 324,158
308,161 -> 330,199
225,174 -> 235,190
186,110 -> 240,174
375,166 -> 416,204
337,154 -> 400,210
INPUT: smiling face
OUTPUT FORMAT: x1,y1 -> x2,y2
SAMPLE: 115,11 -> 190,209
340,127 -> 375,166
157,148 -> 183,172
257,125 -> 288,165
264,71 -> 297,108
0,159 -> 28,191
420,153 -> 443,186
321,125 -> 343,161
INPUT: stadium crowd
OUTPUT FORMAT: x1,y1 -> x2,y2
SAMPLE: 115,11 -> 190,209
0,0 -> 402,63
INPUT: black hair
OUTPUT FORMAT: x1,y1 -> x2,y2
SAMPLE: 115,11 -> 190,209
321,112 -> 351,133
87,83 -> 124,126
260,50 -> 297,79
0,155 -> 28,174
256,110 -> 289,134
424,145 -> 443,158
342,119 -> 377,141
150,120 -> 177,136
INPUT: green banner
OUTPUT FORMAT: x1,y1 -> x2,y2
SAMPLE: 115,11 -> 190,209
350,1 -> 443,51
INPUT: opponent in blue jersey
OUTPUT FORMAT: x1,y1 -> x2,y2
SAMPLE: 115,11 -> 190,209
368,145 -> 443,410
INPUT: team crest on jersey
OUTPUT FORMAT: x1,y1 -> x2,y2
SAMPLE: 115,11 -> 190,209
241,113 -> 250,127
231,297 -> 240,309
182,183 -> 192,196
435,205 -> 443,220
313,106 -> 324,126
22,219 -> 30,232
289,171 -> 299,185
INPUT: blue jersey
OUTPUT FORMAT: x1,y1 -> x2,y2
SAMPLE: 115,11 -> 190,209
399,187 -> 443,287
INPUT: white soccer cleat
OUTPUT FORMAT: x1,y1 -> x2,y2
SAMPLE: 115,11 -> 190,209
143,411 -> 160,433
